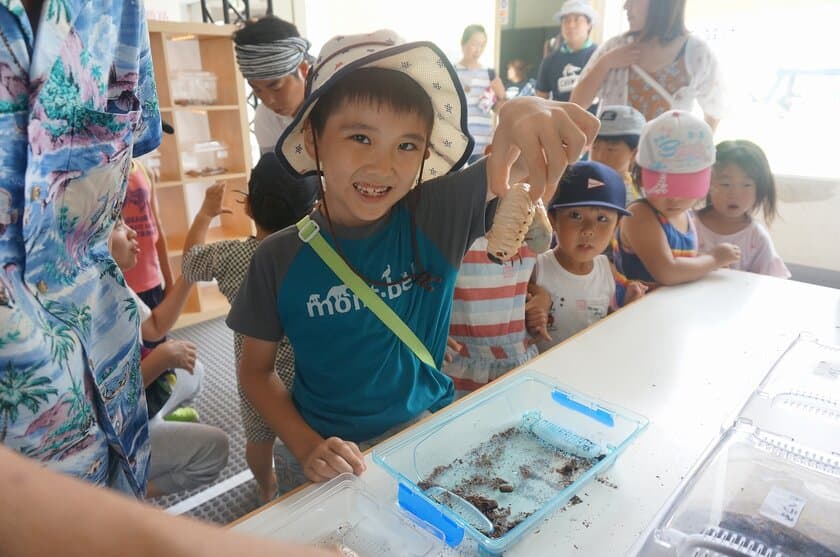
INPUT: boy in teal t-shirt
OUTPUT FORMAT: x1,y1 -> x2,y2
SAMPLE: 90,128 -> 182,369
227,29 -> 598,485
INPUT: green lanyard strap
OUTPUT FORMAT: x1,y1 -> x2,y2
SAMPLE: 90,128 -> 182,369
296,215 -> 438,370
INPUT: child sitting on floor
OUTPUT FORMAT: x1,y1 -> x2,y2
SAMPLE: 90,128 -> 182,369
613,110 -> 741,307
109,219 -> 228,497
181,154 -> 318,502
693,140 -> 790,278
227,30 -> 598,488
533,161 -> 645,351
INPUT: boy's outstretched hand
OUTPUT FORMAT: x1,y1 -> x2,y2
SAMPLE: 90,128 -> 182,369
303,437 -> 366,482
487,98 -> 600,204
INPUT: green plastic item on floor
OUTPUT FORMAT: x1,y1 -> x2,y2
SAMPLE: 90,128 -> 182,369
164,407 -> 200,423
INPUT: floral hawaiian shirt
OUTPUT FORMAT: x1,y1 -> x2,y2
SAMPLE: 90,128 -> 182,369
0,0 -> 161,497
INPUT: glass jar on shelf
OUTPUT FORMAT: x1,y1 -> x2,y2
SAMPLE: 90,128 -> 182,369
182,140 -> 229,178
171,70 -> 219,106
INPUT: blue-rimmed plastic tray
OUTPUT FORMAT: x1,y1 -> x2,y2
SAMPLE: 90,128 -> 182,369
372,370 -> 648,556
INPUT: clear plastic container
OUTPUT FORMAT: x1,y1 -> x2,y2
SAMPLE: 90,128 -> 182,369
636,423 -> 840,557
171,70 -> 219,106
181,140 -> 228,177
738,334 -> 840,456
268,473 -> 445,556
372,371 -> 648,556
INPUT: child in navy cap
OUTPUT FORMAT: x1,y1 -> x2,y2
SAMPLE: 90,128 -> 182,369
530,161 -> 646,351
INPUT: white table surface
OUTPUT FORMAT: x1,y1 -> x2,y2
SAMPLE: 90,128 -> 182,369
231,270 -> 840,555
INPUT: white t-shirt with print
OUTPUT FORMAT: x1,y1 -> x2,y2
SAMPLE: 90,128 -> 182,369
254,103 -> 294,155
534,252 -> 614,352
693,212 -> 791,278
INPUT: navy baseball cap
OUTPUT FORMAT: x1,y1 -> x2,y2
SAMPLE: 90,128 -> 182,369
549,161 -> 631,216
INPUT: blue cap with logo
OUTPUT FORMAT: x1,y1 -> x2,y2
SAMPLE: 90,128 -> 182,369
549,160 -> 631,216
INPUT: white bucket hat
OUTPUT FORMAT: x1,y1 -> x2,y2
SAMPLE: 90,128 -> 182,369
276,29 -> 474,182
554,0 -> 598,25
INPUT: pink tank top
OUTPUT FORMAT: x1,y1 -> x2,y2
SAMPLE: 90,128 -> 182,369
122,162 -> 162,292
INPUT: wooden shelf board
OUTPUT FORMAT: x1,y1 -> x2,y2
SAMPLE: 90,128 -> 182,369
181,172 -> 248,183
156,179 -> 183,189
173,283 -> 231,329
157,173 -> 248,189
161,105 -> 241,112
173,305 -> 229,330
148,20 -> 236,37
168,229 -> 252,257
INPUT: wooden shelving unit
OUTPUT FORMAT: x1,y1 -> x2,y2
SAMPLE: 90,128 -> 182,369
147,20 -> 254,328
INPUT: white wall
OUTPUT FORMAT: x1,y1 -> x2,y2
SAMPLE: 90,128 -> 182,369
300,0 -> 496,69
771,177 -> 840,271
145,0 -> 186,21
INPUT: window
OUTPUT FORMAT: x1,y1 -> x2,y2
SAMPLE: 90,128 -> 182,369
602,0 -> 840,181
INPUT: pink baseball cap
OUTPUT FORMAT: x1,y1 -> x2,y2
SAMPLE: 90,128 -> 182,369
636,110 -> 715,199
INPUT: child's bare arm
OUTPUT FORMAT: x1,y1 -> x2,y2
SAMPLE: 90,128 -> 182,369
0,445 -> 353,557
182,182 -> 232,257
621,206 -> 739,285
239,336 -> 365,482
140,277 -> 193,342
525,282 -> 552,343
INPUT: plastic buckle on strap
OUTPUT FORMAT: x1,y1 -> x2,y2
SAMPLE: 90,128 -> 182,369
297,217 -> 320,243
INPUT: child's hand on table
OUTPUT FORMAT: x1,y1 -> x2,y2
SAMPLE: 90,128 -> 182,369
303,437 -> 366,482
712,243 -> 741,268
623,281 -> 649,305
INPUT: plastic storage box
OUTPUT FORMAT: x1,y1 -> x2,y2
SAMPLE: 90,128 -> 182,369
182,140 -> 229,177
268,473 -> 446,556
738,334 -> 840,453
171,70 -> 219,105
635,423 -> 840,557
373,371 -> 648,556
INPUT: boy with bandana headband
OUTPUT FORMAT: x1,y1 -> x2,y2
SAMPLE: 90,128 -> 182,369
233,17 -> 314,154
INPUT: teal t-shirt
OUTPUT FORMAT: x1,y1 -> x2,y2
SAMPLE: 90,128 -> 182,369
228,161 -> 492,442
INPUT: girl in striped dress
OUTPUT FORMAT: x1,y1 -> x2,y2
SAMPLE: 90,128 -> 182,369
613,110 -> 740,306
455,24 -> 507,163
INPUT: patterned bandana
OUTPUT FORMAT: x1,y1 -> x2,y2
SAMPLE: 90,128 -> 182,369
235,37 -> 312,81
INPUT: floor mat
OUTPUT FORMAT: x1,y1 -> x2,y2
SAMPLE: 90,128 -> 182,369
149,317 -> 264,525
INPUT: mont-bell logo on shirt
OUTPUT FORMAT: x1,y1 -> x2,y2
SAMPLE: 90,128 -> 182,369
305,264 -> 415,318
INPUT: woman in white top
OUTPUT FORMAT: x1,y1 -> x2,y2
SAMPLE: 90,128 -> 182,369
571,0 -> 724,131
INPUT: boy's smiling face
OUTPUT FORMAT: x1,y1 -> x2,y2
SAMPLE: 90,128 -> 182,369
306,99 -> 430,227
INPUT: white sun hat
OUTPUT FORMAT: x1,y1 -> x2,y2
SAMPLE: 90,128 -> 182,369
554,0 -> 598,25
276,29 -> 474,182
